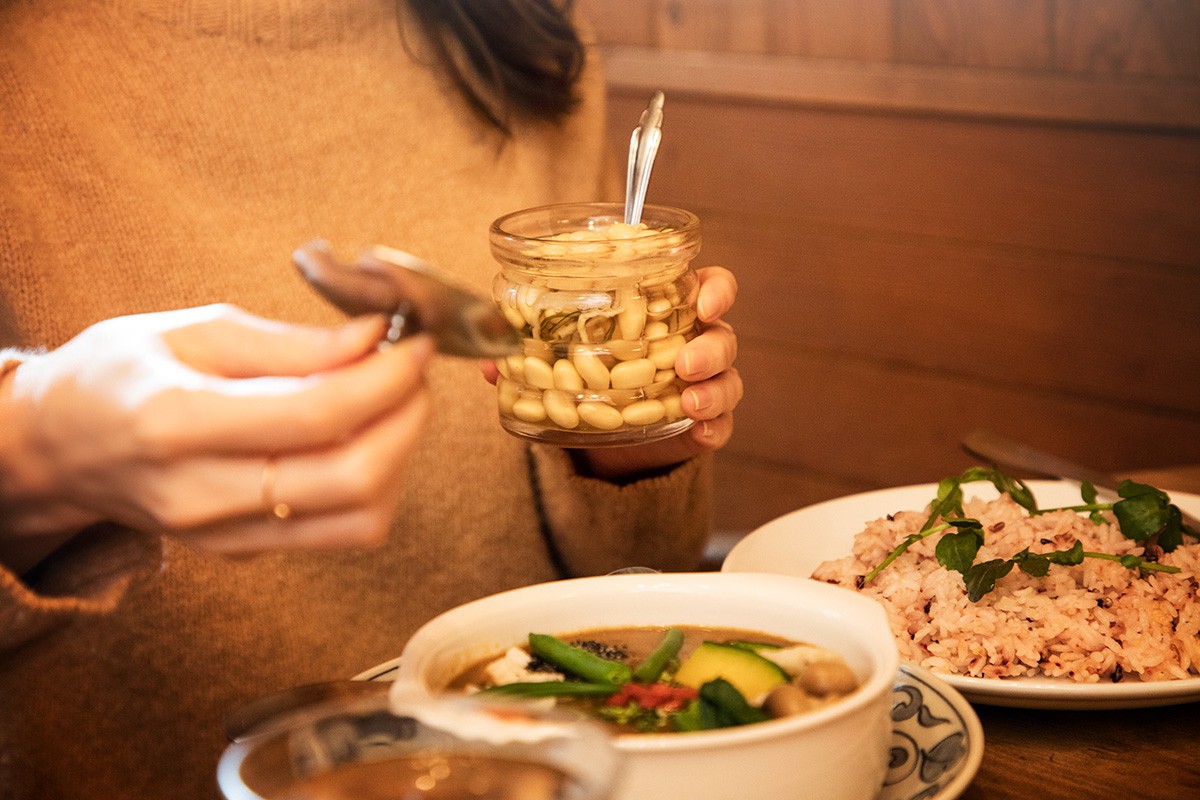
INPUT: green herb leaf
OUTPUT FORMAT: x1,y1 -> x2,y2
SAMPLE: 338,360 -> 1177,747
963,559 -> 1015,602
935,519 -> 984,574
1045,540 -> 1085,566
1081,482 -> 1097,505
1015,549 -> 1050,577
1118,480 -> 1169,502
989,471 -> 1037,512
1112,492 -> 1167,542
1159,506 -> 1185,551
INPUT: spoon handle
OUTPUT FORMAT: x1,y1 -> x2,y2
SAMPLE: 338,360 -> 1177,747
624,90 -> 664,226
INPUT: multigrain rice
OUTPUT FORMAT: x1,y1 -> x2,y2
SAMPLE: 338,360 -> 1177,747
811,494 -> 1200,682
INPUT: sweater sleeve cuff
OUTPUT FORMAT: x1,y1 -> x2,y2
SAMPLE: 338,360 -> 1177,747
0,524 -> 162,656
529,445 -> 713,577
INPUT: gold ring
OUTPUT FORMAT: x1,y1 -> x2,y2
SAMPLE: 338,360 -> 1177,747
261,458 -> 292,521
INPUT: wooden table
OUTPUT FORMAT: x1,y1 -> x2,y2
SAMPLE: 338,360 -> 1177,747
960,700 -> 1200,799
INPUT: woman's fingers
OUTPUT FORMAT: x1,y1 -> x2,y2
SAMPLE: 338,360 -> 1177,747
142,334 -> 434,456
120,385 -> 431,540
260,384 -> 432,518
162,305 -> 390,378
676,320 -> 737,382
682,368 -> 743,421
695,266 -> 738,322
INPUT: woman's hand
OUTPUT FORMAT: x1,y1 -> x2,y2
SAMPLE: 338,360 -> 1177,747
0,304 -> 433,572
573,266 -> 742,481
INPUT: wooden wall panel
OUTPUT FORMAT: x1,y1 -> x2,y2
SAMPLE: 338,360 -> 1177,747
695,211 -> 1200,416
1055,0 -> 1200,78
894,0 -> 1051,69
583,0 -> 655,47
605,91 -> 1200,536
587,2 -> 1200,539
717,340 -> 1200,533
766,0 -> 893,61
629,95 -> 1199,269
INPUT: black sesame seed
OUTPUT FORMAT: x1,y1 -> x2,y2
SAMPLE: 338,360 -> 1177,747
854,575 -> 866,589
1111,665 -> 1124,683
572,640 -> 627,661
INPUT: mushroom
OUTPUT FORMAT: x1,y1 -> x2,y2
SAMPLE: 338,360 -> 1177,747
761,683 -> 816,718
796,660 -> 859,698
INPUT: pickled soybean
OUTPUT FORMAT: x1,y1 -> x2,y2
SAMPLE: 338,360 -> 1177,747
552,359 -> 584,391
610,359 -> 656,390
497,378 -> 520,414
574,351 -> 611,391
512,396 -> 546,423
648,335 -> 685,371
543,390 -> 581,429
577,402 -> 624,430
524,357 -> 555,390
622,399 -> 665,427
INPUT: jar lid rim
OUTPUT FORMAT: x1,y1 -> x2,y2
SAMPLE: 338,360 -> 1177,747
490,202 -> 699,243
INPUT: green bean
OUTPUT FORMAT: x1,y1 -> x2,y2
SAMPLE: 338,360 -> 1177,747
528,634 -> 633,685
631,627 -> 684,683
477,681 -> 619,699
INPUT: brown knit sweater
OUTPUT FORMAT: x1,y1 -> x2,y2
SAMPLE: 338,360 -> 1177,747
0,3 -> 711,797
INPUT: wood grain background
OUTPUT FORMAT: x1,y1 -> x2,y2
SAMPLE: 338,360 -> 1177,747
580,0 -> 1200,537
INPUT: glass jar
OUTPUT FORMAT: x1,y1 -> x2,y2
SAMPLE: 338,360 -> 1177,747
490,202 -> 701,447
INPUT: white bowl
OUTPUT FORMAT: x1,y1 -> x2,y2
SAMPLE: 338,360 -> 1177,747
394,572 -> 899,800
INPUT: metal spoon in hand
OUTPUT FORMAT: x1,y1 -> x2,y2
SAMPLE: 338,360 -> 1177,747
292,240 -> 520,359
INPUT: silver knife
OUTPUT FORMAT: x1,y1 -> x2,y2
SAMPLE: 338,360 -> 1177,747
961,429 -> 1200,530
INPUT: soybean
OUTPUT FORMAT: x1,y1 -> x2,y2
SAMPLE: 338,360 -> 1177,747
577,401 -> 623,430
524,357 -> 555,390
573,351 -> 611,390
511,396 -> 546,423
648,335 -> 685,371
622,399 -> 665,427
610,359 -> 656,390
543,389 -> 580,429
552,359 -> 584,391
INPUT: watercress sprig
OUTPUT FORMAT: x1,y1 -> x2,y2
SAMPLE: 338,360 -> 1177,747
862,467 -> 1192,601
863,466 -> 1034,585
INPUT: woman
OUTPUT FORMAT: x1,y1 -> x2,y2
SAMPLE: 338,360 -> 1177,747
0,1 -> 741,797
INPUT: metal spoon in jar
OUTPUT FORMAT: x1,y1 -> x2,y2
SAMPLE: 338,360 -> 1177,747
292,240 -> 521,359
624,90 -> 665,226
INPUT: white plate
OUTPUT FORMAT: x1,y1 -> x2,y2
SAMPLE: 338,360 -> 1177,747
722,480 -> 1200,710
355,659 -> 982,800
